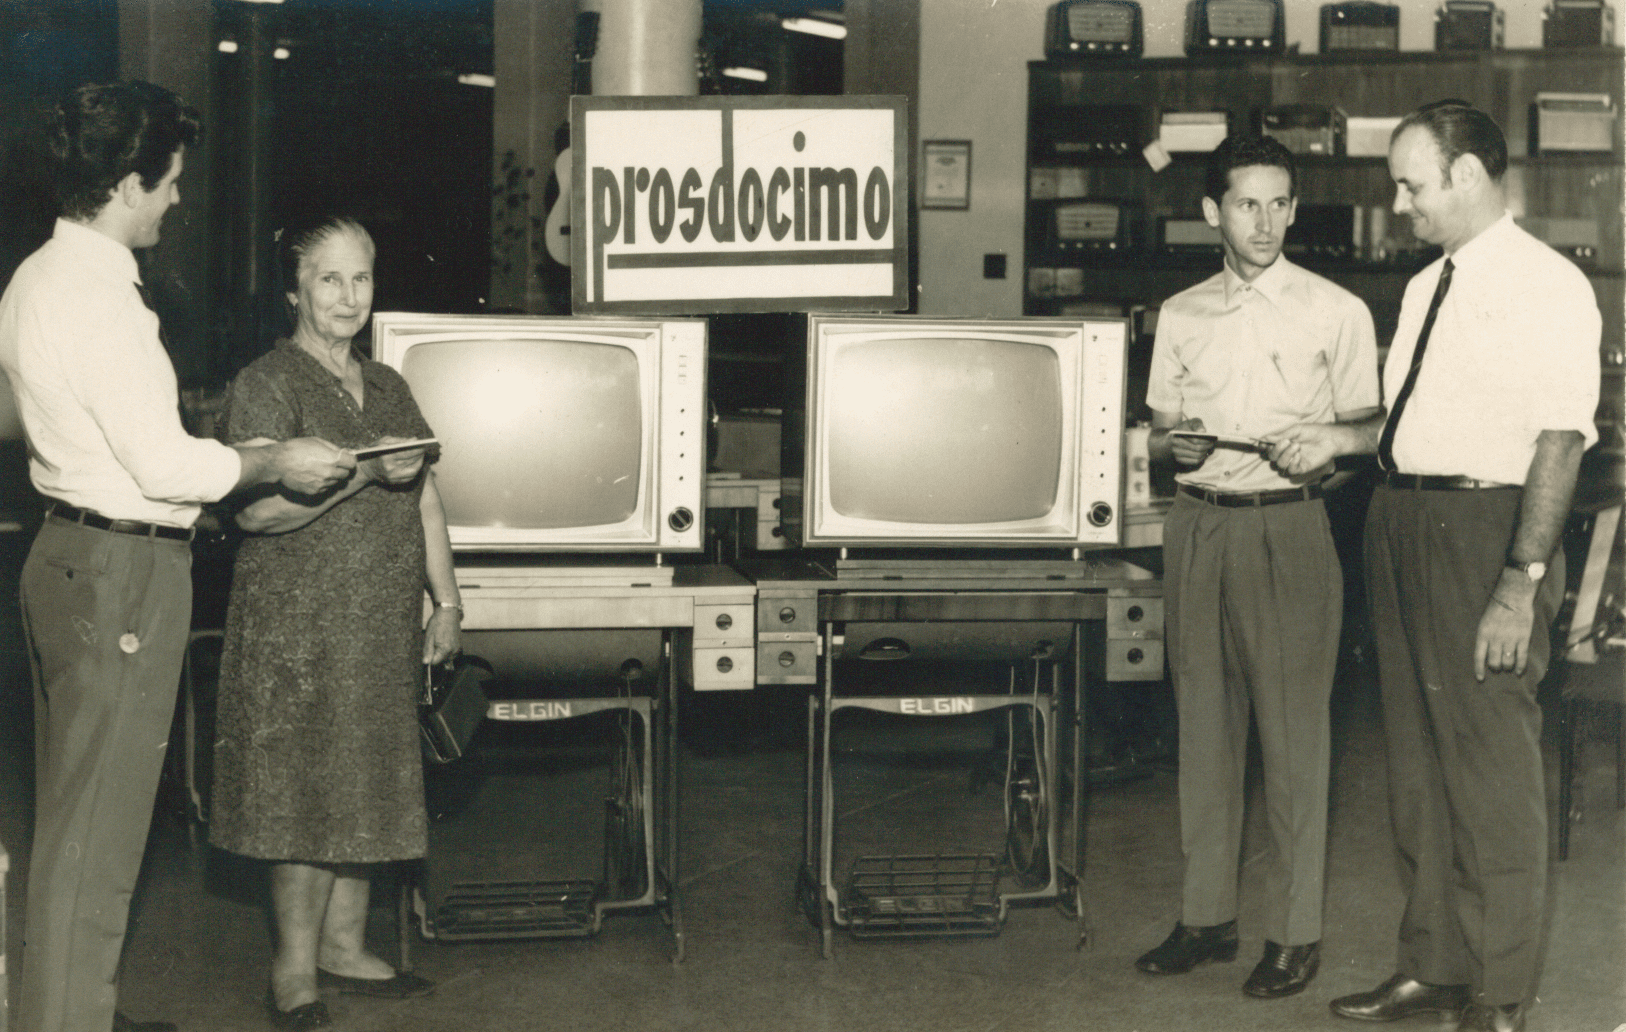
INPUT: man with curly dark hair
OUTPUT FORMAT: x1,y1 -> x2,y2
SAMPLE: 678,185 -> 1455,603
0,80 -> 352,1032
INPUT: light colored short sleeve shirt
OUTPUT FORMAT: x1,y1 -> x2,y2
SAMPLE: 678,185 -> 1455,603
1148,256 -> 1380,493
0,219 -> 242,525
1384,213 -> 1601,483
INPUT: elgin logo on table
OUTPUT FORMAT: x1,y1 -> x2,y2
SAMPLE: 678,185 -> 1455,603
490,701 -> 575,721
899,697 -> 976,716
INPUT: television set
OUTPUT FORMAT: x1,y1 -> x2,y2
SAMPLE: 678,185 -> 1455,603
370,313 -> 708,552
781,315 -> 1129,549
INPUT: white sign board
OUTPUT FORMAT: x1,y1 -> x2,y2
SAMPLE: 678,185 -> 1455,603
571,96 -> 909,315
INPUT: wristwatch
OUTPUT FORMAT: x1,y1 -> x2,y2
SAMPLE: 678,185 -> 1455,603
1506,559 -> 1547,582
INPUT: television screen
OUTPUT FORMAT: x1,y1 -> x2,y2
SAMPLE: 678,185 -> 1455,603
785,315 -> 1128,548
372,313 -> 707,552
825,337 -> 1063,524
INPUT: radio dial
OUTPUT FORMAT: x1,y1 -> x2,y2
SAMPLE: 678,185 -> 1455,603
668,507 -> 694,532
1088,501 -> 1114,527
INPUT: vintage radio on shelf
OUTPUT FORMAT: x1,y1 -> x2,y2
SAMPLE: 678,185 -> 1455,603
1542,0 -> 1615,46
1049,201 -> 1139,253
1158,216 -> 1224,255
1284,204 -> 1360,261
1345,114 -> 1403,156
1032,103 -> 1141,159
1045,0 -> 1145,57
1320,2 -> 1401,51
1159,110 -> 1232,152
1436,1 -> 1504,49
1531,92 -> 1616,153
1185,0 -> 1287,54
1261,105 -> 1346,155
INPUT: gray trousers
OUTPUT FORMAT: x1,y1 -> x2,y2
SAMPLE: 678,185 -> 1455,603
1364,485 -> 1559,1007
17,516 -> 192,1032
1164,491 -> 1342,946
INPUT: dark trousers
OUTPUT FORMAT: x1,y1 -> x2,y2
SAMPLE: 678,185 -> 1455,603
1364,485 -> 1561,1007
17,516 -> 192,1032
1164,492 -> 1343,946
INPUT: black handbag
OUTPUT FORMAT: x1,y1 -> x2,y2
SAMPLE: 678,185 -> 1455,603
420,656 -> 491,764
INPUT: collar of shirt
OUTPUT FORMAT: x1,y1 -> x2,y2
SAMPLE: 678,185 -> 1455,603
1442,209 -> 1513,275
1221,254 -> 1294,309
52,217 -> 141,289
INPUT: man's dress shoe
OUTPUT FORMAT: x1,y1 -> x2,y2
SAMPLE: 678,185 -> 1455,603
1134,920 -> 1239,974
266,992 -> 332,1031
1329,972 -> 1471,1022
1456,1002 -> 1526,1032
112,1014 -> 178,1032
1242,940 -> 1320,998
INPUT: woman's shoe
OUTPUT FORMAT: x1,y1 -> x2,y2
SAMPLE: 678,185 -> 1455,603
317,967 -> 436,998
266,991 -> 332,1031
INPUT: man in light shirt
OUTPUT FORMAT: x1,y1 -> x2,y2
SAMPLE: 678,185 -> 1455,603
1272,101 -> 1600,1032
1135,134 -> 1381,1000
0,80 -> 353,1032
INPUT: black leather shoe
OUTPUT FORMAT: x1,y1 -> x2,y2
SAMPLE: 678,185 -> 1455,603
317,966 -> 436,998
1134,920 -> 1239,974
113,1014 -> 178,1032
266,993 -> 332,1031
1457,1002 -> 1526,1032
1330,972 -> 1471,1022
1242,940 -> 1320,998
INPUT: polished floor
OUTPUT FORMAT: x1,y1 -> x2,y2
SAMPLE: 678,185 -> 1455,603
1,529 -> 1622,1032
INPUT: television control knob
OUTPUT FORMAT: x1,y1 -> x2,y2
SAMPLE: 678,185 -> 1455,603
668,507 -> 695,532
715,655 -> 733,673
778,650 -> 796,668
779,607 -> 797,624
714,613 -> 732,631
1088,501 -> 1114,527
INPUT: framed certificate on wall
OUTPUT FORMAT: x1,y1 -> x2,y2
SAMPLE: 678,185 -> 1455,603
922,139 -> 972,210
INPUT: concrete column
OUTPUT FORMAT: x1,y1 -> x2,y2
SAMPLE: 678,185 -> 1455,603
591,0 -> 700,97
118,0 -> 217,383
491,0 -> 575,313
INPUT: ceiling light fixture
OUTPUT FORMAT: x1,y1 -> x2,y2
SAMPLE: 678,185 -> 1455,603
457,73 -> 496,88
781,17 -> 846,40
217,40 -> 239,53
273,46 -> 290,59
722,66 -> 769,83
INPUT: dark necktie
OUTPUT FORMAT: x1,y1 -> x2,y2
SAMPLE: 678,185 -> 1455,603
1377,258 -> 1454,471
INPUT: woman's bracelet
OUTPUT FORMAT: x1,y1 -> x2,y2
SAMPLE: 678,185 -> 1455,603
435,601 -> 463,618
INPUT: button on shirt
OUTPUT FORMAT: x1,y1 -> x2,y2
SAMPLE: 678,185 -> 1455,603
0,219 -> 242,525
1148,255 -> 1379,493
1383,213 -> 1600,484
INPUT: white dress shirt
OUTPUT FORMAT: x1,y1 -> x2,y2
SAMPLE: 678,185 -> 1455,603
1149,255 -> 1380,493
1384,213 -> 1601,483
0,219 -> 241,525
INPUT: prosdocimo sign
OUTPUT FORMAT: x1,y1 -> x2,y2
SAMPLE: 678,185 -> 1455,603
571,95 -> 909,315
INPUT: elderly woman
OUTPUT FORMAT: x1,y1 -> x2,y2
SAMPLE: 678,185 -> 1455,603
208,216 -> 460,1030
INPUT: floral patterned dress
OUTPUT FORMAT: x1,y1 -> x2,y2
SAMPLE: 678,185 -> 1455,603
208,339 -> 435,863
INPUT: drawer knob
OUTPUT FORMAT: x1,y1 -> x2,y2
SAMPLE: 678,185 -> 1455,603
778,606 -> 797,624
715,612 -> 733,631
1127,648 -> 1144,665
716,656 -> 733,673
779,650 -> 796,668
1126,605 -> 1144,623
